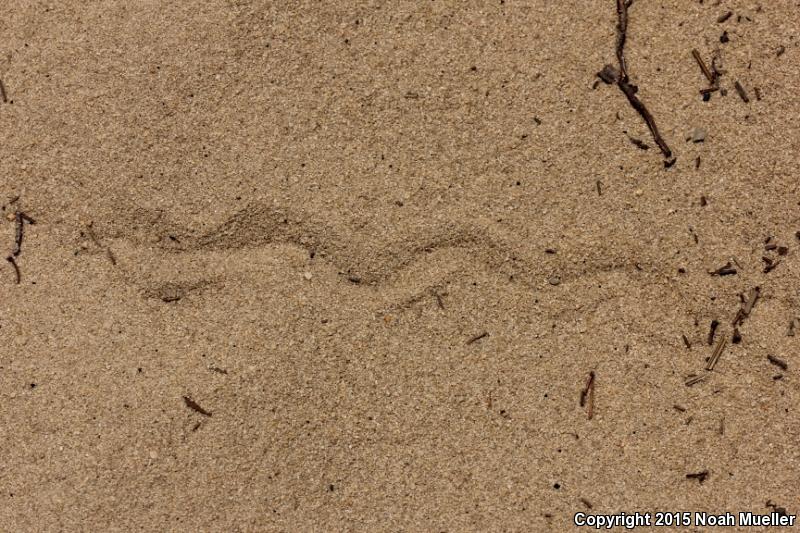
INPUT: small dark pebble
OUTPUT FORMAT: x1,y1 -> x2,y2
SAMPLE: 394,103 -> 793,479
717,11 -> 732,23
598,64 -> 620,84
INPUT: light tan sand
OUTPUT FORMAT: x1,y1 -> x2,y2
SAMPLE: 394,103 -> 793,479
1,1 -> 799,531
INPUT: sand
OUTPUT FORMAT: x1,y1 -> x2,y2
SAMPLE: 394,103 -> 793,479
1,1 -> 799,531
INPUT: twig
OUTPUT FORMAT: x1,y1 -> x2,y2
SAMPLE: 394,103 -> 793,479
686,470 -> 709,483
685,374 -> 706,387
709,262 -> 736,276
717,11 -> 732,23
733,286 -> 760,326
734,81 -> 750,103
6,255 -> 20,284
12,210 -> 35,256
708,319 -> 719,345
614,2 -> 669,157
434,291 -> 444,309
579,371 -> 596,419
682,334 -> 691,349
706,337 -> 727,371
767,355 -> 788,371
692,49 -> 715,85
183,396 -> 212,417
599,0 -> 673,161
466,331 -> 488,345
0,78 -> 7,103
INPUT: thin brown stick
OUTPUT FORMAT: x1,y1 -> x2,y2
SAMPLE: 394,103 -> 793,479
579,371 -> 596,419
183,396 -> 212,417
602,0 -> 673,161
6,255 -> 21,283
706,337 -> 727,371
767,355 -> 788,371
615,0 -> 632,80
733,286 -> 760,326
734,81 -> 750,103
12,210 -> 35,256
466,331 -> 488,345
685,374 -> 706,387
692,49 -> 714,84
0,78 -> 6,103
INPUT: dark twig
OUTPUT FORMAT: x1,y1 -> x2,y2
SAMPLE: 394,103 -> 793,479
466,331 -> 488,345
710,261 -> 736,276
599,1 -> 673,161
767,355 -> 788,371
0,78 -> 7,103
734,81 -> 750,103
708,319 -> 719,345
183,396 -> 212,417
13,211 -> 35,256
6,255 -> 20,283
686,470 -> 709,484
717,11 -> 733,23
692,49 -> 715,85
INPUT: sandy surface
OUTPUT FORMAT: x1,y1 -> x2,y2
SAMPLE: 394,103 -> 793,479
1,1 -> 799,531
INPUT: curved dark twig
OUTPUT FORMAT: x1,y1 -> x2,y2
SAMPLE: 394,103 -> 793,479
601,0 -> 674,163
